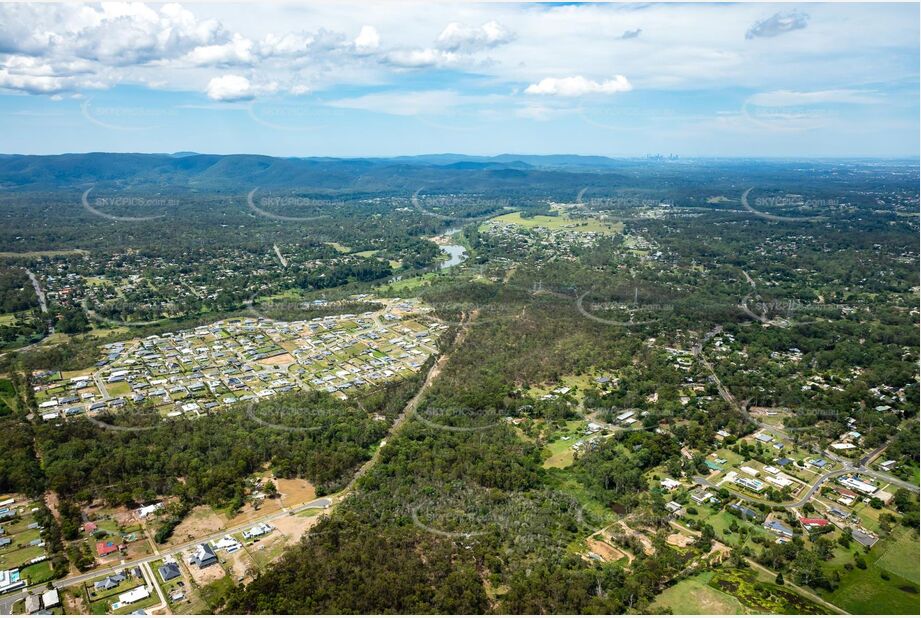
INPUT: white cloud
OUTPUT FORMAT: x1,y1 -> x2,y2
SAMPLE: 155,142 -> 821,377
354,25 -> 380,52
525,75 -> 632,97
436,21 -> 513,52
385,48 -> 458,69
182,33 -> 254,66
206,74 -> 253,101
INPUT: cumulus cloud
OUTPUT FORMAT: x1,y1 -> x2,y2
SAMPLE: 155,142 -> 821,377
385,48 -> 459,68
206,74 -> 254,101
0,54 -> 105,94
354,25 -> 380,52
525,75 -> 632,97
746,12 -> 809,39
436,20 -> 513,52
181,33 -> 254,66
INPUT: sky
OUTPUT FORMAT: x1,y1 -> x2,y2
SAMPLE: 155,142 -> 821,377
0,1 -> 918,158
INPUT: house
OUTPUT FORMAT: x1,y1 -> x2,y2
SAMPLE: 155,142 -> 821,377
41,588 -> 60,609
189,543 -> 217,568
94,573 -> 126,591
25,594 -> 41,614
799,517 -> 830,531
690,490 -> 714,505
851,528 -> 879,549
242,522 -> 273,540
776,457 -> 793,466
660,478 -> 681,491
96,540 -> 120,557
137,503 -> 161,518
839,476 -> 877,496
766,475 -> 793,488
158,562 -> 181,582
763,519 -> 794,538
118,586 -> 150,605
734,477 -> 765,493
213,536 -> 242,552
740,466 -> 759,477
665,501 -> 683,514
84,522 -> 97,534
879,460 -> 897,472
729,503 -> 760,521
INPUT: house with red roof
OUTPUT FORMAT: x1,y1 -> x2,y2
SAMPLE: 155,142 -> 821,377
96,540 -> 119,557
799,517 -> 830,530
84,522 -> 97,534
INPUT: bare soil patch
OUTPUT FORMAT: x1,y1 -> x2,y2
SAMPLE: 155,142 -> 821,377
273,513 -> 320,546
276,478 -> 316,507
667,532 -> 696,548
169,506 -> 227,545
257,353 -> 294,366
587,538 -> 627,562
185,560 -> 226,586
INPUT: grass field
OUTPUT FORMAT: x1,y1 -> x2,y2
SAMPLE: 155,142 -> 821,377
376,272 -> 438,293
874,528 -> 920,583
325,242 -> 350,253
542,420 -> 585,469
0,249 -> 88,258
650,571 -> 749,614
486,211 -> 624,234
824,527 -> 920,614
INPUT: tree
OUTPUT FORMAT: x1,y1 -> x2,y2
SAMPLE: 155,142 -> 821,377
776,571 -> 785,585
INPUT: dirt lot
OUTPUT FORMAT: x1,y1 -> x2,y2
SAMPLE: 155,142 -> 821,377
272,512 -> 320,546
667,532 -> 696,548
170,506 -> 227,545
587,538 -> 628,562
185,560 -> 227,586
257,353 -> 294,366
276,478 -> 316,507
225,548 -> 259,583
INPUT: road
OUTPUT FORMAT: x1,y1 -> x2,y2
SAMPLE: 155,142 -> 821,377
0,496 -> 333,614
1,312 -> 472,614
340,310 -> 473,498
25,269 -> 48,314
273,244 -> 288,268
693,328 -> 919,510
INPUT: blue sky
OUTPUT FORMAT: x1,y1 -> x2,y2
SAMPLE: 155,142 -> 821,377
0,2 -> 918,158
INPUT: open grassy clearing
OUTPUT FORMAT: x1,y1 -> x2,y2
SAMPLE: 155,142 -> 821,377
650,571 -> 749,614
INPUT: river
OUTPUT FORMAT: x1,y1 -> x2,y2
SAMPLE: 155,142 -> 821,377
437,227 -> 468,269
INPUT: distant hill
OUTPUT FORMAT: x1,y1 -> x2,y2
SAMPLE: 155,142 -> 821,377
0,152 -> 633,195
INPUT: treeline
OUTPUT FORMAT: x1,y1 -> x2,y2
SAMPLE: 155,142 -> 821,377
34,377 -> 423,508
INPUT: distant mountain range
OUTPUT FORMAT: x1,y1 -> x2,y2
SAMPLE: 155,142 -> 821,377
0,152 -> 640,195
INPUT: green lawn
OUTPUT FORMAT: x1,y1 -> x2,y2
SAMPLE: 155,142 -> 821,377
873,527 -> 920,584
823,528 -> 920,614
20,559 -> 53,584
